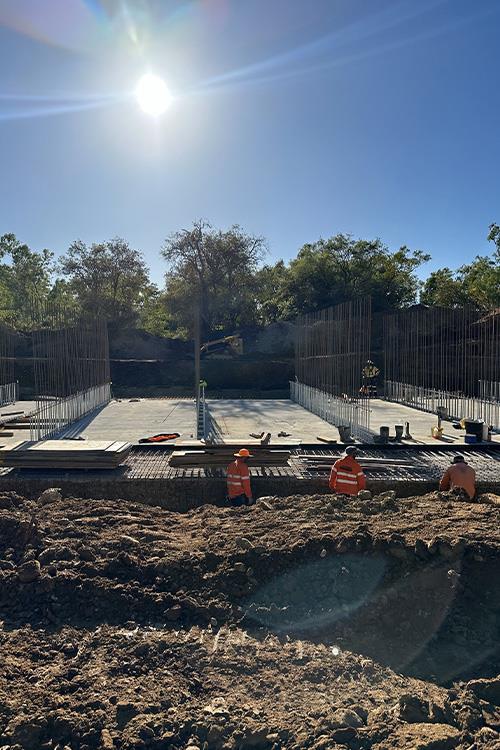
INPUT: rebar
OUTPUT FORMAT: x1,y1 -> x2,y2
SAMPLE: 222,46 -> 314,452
0,324 -> 17,407
29,300 -> 111,441
293,299 -> 372,439
383,306 -> 500,429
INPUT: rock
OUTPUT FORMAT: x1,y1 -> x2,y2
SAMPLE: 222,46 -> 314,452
330,708 -> 365,729
397,695 -> 430,723
165,604 -> 182,621
100,729 -> 114,750
39,546 -> 74,564
38,488 -> 62,505
17,560 -> 41,583
311,736 -> 345,750
379,490 -> 397,502
467,677 -> 500,705
116,702 -> 139,727
78,547 -> 96,562
236,537 -> 253,550
477,727 -> 499,742
138,725 -> 155,740
121,535 -> 140,548
7,718 -> 44,750
357,490 -> 372,501
388,722 -> 460,749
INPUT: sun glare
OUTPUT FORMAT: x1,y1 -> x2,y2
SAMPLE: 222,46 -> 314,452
135,73 -> 172,116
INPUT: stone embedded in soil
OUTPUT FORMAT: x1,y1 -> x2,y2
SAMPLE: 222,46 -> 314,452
37,487 -> 62,505
17,559 -> 41,583
236,536 -> 253,550
380,722 -> 461,749
358,490 -> 372,501
467,676 -> 500,705
330,708 -> 365,729
396,694 -> 430,723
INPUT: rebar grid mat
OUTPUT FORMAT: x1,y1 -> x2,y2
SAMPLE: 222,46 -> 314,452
29,299 -> 111,440
383,306 -> 500,428
293,446 -> 500,482
4,444 -> 494,484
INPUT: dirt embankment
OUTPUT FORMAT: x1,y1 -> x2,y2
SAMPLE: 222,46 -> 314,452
0,489 -> 500,749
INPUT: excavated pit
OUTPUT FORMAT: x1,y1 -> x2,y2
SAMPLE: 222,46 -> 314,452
1,489 -> 500,749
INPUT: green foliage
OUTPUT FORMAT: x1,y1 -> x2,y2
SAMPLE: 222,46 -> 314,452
0,233 -> 54,328
162,220 -> 266,338
0,222 -> 498,338
138,288 -> 185,338
257,235 -> 429,322
58,238 -> 151,328
421,226 -> 500,310
420,268 -> 472,307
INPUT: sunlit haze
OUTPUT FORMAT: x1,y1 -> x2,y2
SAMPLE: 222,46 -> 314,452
0,0 -> 499,282
135,74 -> 172,116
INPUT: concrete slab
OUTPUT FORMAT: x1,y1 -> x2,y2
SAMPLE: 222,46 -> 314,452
0,400 -> 39,449
74,398 -> 196,445
206,399 -> 340,444
369,399 -> 500,445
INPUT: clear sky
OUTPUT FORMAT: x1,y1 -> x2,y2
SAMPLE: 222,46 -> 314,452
1,0 -> 499,284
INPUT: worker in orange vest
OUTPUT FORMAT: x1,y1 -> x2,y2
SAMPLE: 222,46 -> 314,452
329,446 -> 366,496
226,448 -> 254,506
439,455 -> 476,499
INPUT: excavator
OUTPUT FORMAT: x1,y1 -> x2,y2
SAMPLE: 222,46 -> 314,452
200,334 -> 243,358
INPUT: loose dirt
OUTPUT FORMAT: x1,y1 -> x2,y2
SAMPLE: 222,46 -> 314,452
0,489 -> 500,749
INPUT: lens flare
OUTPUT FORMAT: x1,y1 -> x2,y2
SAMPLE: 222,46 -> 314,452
135,74 -> 172,116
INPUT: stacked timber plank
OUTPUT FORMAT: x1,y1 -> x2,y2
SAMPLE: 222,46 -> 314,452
0,440 -> 132,470
170,448 -> 290,468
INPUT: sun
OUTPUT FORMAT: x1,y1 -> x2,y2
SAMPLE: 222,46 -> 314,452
135,74 -> 172,116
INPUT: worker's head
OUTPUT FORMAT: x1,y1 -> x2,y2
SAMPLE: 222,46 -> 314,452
345,446 -> 358,457
452,455 -> 466,464
234,447 -> 252,461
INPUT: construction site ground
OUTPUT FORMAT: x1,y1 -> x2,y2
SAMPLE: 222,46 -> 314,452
1,398 -> 499,449
1,488 -> 500,750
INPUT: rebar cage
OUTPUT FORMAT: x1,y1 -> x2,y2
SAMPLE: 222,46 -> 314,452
29,300 -> 111,440
383,306 -> 500,428
293,299 -> 372,440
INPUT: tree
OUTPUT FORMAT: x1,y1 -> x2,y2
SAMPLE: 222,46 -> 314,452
420,268 -> 471,307
0,233 -> 54,328
138,288 -> 180,337
281,234 -> 429,315
58,238 -> 151,327
487,223 -> 500,253
421,224 -> 500,310
161,220 -> 266,338
254,261 -> 294,324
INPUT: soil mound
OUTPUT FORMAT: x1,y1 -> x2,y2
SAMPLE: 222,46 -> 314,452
0,490 -> 499,749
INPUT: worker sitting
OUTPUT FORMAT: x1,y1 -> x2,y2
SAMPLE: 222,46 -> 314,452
439,455 -> 476,500
329,446 -> 366,496
226,448 -> 254,507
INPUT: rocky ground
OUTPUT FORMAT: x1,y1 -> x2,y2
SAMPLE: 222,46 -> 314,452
0,488 -> 500,749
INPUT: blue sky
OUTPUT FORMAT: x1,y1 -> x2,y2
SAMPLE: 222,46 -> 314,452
0,0 -> 499,284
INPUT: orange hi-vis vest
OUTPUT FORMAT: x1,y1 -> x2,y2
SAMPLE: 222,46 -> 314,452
226,459 -> 252,499
329,455 -> 366,496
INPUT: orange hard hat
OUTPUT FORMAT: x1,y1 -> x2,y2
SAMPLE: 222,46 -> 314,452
234,448 -> 252,458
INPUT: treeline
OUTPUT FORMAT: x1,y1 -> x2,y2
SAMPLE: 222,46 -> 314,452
1,221 -> 499,339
